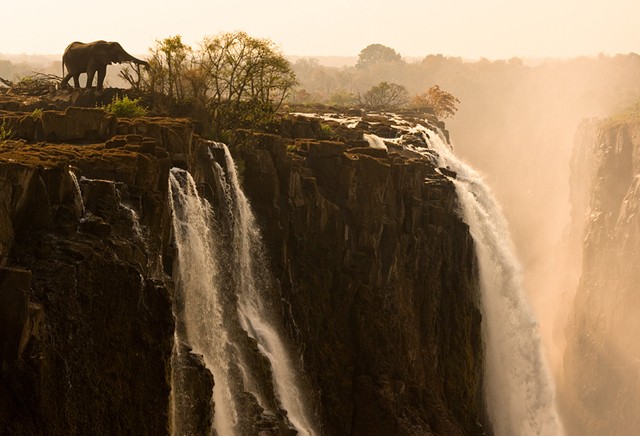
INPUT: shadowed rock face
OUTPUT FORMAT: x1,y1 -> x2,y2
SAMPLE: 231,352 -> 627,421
0,103 -> 484,435
232,122 -> 484,435
562,117 -> 640,436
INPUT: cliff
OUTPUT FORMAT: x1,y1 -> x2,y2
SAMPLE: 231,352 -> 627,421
562,115 -> 640,435
0,99 -> 484,435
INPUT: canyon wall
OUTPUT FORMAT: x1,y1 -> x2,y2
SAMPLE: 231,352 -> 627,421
562,115 -> 640,435
0,100 -> 485,435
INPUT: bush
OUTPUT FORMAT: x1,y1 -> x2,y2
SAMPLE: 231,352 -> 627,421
412,85 -> 460,119
104,95 -> 148,118
360,81 -> 409,109
122,32 -> 298,139
0,119 -> 12,142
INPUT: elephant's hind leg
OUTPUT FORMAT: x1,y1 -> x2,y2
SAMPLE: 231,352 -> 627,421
60,73 -> 73,89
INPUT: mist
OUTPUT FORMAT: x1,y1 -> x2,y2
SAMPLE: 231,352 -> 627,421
3,44 -> 640,434
290,51 -> 640,434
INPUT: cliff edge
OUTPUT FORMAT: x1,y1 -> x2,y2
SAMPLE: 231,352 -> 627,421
0,100 -> 484,435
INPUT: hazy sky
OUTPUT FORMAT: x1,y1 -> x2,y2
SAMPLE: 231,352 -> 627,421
3,0 -> 639,59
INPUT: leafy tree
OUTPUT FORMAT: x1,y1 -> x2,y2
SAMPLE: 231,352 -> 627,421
361,81 -> 408,109
328,90 -> 357,107
412,85 -> 460,119
140,35 -> 193,101
121,32 -> 297,138
356,44 -> 403,69
199,31 -> 297,135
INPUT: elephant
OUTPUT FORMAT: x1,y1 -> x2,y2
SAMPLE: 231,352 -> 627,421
60,40 -> 149,91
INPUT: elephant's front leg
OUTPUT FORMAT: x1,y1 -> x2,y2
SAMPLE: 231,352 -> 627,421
96,65 -> 107,92
85,69 -> 96,89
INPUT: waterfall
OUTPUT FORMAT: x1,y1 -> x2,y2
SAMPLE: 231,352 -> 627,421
68,169 -> 86,217
363,133 -> 388,150
118,201 -> 143,241
216,144 -> 318,436
168,169 -> 237,436
168,144 -> 317,436
414,126 -> 564,436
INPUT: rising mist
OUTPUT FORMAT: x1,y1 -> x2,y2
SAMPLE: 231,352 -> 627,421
292,51 -> 640,434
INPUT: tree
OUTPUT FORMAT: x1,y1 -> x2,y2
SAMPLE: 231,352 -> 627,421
412,85 -> 460,119
360,81 -> 408,109
121,32 -> 297,138
356,44 -> 403,69
144,35 -> 194,101
199,31 -> 298,135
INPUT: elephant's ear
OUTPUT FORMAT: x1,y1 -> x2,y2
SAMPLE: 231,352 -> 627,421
90,41 -> 113,65
108,42 -> 128,63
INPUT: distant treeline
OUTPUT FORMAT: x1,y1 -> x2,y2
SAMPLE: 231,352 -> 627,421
291,47 -> 640,117
0,56 -> 60,82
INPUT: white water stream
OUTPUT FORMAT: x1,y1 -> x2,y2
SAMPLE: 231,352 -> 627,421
168,144 -> 317,436
168,169 -> 237,435
217,144 -> 317,436
414,126 -> 564,436
68,170 -> 86,217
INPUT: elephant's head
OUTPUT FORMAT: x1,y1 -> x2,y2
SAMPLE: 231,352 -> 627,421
94,41 -> 149,67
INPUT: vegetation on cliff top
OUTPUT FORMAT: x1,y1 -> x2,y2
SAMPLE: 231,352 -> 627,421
103,95 -> 148,118
121,32 -> 297,139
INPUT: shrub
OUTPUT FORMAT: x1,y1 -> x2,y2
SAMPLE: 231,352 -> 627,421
412,85 -> 460,119
319,123 -> 333,139
0,119 -> 13,142
360,81 -> 409,109
121,32 -> 297,140
104,95 -> 148,118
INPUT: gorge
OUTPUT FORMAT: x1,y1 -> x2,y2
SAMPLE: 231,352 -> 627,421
0,91 -> 597,436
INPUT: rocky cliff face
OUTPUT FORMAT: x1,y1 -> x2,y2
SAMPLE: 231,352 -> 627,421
562,116 -> 640,436
0,100 -> 484,435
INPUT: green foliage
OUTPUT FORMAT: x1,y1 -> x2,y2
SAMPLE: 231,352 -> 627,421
356,44 -> 403,69
31,108 -> 43,119
103,95 -> 148,118
328,90 -> 357,107
319,123 -> 334,139
412,85 -> 460,119
123,32 -> 298,139
0,119 -> 13,143
361,81 -> 409,109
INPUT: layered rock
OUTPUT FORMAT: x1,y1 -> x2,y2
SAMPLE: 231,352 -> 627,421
0,111 -> 183,435
0,103 -> 484,435
232,121 -> 484,435
562,116 -> 640,436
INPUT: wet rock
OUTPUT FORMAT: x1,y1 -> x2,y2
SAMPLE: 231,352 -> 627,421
0,103 -> 484,436
0,267 -> 32,370
232,123 -> 484,435
41,107 -> 116,141
562,117 -> 640,436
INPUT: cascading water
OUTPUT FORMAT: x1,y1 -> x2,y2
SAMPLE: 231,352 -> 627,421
411,126 -> 564,436
68,169 -> 86,217
216,144 -> 318,436
168,169 -> 237,435
168,144 -> 317,436
363,133 -> 388,150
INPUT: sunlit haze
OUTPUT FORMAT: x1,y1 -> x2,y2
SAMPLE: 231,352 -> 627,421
3,0 -> 640,58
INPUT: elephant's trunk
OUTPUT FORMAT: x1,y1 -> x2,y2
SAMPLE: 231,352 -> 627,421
117,51 -> 148,67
